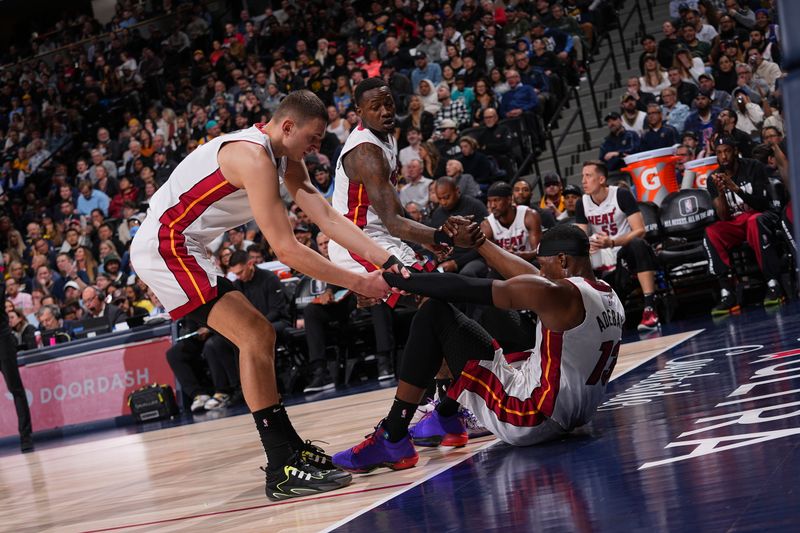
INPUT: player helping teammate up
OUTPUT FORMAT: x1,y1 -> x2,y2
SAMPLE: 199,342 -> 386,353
131,90 -> 457,501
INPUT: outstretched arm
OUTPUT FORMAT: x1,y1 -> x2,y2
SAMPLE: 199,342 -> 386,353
219,142 -> 389,298
343,143 -> 478,247
477,239 -> 540,278
344,143 -> 438,245
383,271 -> 583,331
283,158 -> 393,267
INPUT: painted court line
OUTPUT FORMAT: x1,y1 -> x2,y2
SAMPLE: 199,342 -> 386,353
321,330 -> 704,532
320,438 -> 501,533
613,330 -> 703,380
80,482 -> 413,533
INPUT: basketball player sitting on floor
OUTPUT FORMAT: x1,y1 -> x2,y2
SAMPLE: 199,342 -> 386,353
131,90 -> 418,501
332,224 -> 625,472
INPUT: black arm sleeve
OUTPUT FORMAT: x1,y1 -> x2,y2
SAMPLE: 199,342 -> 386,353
383,271 -> 495,305
616,188 -> 640,216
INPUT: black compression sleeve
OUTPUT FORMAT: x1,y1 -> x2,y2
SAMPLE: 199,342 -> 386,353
383,271 -> 495,305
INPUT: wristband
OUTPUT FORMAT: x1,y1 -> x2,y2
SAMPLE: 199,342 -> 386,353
433,228 -> 455,247
381,255 -> 403,270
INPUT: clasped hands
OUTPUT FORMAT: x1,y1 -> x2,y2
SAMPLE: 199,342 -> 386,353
712,171 -> 739,194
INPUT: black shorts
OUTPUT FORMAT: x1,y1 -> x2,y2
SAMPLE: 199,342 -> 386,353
185,276 -> 238,326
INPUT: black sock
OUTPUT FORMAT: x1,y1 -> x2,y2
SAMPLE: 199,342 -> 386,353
252,404 -> 293,472
435,378 -> 452,401
275,403 -> 305,450
436,396 -> 460,417
720,276 -> 734,293
382,398 -> 418,442
643,293 -> 655,309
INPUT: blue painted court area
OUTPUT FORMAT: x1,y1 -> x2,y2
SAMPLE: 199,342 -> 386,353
335,303 -> 800,532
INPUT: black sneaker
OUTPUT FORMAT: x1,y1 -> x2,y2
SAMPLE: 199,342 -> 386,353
303,372 -> 334,393
711,293 -> 740,316
263,452 -> 352,501
297,440 -> 341,473
763,284 -> 784,307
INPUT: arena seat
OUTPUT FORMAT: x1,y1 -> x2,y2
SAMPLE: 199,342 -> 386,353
637,201 -> 662,245
656,189 -> 718,317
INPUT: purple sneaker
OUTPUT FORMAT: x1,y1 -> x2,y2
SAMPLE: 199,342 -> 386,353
332,423 -> 419,474
409,410 -> 468,447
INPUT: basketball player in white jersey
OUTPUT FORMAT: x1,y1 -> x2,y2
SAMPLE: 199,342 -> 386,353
574,160 -> 660,332
329,77 -> 479,276
328,77 -> 481,380
131,90 -> 408,501
481,181 -> 542,262
332,224 -> 625,472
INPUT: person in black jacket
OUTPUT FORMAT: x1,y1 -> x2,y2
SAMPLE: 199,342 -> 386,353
380,61 -> 413,115
165,317 -> 215,413
0,282 -> 33,452
458,137 -> 495,186
196,250 -> 294,410
639,104 -> 680,152
704,136 -> 784,315
599,112 -> 640,172
79,285 -> 127,330
8,308 -> 36,350
300,232 -> 356,393
228,250 -> 291,337
396,95 -> 435,147
476,108 -> 515,178
428,177 -> 489,277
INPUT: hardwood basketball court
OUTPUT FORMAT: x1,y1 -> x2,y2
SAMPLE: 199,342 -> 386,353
0,331 -> 700,533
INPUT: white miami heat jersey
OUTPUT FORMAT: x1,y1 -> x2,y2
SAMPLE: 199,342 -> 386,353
131,124 -> 287,319
580,186 -> 632,239
452,276 -> 624,446
530,276 -> 625,431
486,205 -> 530,252
141,124 -> 287,248
331,123 -> 399,240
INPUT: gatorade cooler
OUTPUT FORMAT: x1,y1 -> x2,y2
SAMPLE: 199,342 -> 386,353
621,145 -> 679,206
681,156 -> 718,190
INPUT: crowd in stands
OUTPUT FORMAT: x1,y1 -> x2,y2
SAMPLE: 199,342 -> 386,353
595,0 -> 790,321
0,0 -> 792,404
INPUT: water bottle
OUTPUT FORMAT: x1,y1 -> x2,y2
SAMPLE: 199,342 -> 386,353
35,330 -> 43,349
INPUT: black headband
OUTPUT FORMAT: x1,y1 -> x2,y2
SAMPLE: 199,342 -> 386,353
537,239 -> 589,257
